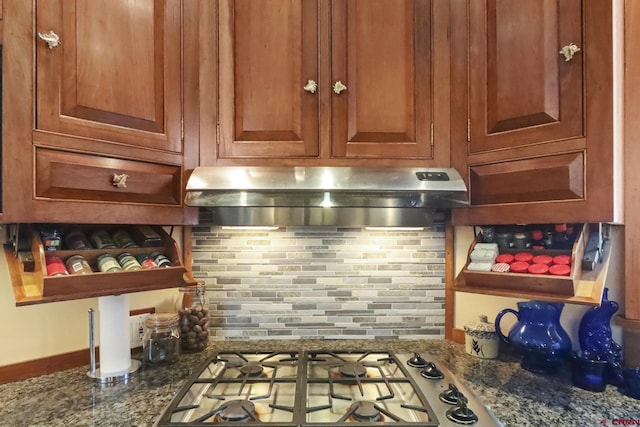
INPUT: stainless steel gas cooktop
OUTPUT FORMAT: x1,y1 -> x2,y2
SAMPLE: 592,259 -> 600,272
154,350 -> 503,426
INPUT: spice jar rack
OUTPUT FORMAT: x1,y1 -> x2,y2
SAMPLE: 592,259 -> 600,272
454,223 -> 608,305
7,225 -> 195,306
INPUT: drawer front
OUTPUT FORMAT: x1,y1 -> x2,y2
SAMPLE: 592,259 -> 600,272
36,148 -> 182,205
469,152 -> 584,205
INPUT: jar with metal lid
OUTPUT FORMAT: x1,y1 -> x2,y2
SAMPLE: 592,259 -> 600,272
151,251 -> 172,268
96,253 -> 123,273
117,252 -> 142,271
65,230 -> 92,250
90,230 -> 118,249
495,229 -> 513,250
175,283 -> 209,352
142,313 -> 180,365
40,226 -> 62,251
136,253 -> 158,269
112,229 -> 139,249
512,231 -> 531,249
45,254 -> 68,276
65,254 -> 93,275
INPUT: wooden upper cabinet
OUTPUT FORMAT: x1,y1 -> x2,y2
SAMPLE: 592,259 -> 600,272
0,0 -> 4,44
451,0 -> 621,225
35,0 -> 182,153
331,0 -> 433,159
468,0 -> 583,154
217,0 -> 320,158
2,0 -> 196,225
209,0 -> 447,164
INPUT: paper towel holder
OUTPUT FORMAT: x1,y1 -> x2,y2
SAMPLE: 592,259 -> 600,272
87,307 -> 141,385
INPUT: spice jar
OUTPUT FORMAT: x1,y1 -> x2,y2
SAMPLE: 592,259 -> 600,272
176,283 -> 209,352
45,254 -> 68,276
512,231 -> 531,249
39,226 -> 62,251
142,313 -> 180,365
151,251 -> 172,267
136,253 -> 158,269
117,252 -> 142,271
495,229 -> 513,250
65,229 -> 92,250
90,230 -> 118,249
112,229 -> 139,249
96,253 -> 123,273
65,254 -> 93,275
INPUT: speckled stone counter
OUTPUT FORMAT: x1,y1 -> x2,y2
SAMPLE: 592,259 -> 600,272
1,339 -> 639,426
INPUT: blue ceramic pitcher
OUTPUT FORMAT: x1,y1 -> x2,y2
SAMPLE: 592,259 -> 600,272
495,301 -> 572,374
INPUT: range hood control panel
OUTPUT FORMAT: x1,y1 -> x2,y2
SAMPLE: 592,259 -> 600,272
416,171 -> 450,181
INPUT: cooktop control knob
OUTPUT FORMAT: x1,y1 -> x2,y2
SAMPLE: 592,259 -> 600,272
446,399 -> 479,425
407,352 -> 429,368
420,361 -> 444,380
439,384 -> 466,405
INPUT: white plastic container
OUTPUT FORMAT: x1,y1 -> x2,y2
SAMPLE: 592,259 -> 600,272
464,315 -> 499,359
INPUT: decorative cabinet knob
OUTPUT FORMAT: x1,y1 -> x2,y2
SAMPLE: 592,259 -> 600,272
112,173 -> 128,188
333,81 -> 347,94
303,80 -> 318,93
38,31 -> 62,49
559,43 -> 580,62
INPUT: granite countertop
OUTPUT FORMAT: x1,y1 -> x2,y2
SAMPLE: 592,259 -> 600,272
1,339 -> 639,426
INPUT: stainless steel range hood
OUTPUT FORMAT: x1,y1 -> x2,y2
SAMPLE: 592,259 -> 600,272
185,166 -> 468,227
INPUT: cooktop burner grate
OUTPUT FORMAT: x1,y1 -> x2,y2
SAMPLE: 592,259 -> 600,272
154,350 -> 502,427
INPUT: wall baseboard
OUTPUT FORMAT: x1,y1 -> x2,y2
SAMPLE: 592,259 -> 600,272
0,348 -> 96,385
0,307 -> 155,384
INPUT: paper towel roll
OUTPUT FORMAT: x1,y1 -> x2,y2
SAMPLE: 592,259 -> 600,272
98,295 -> 131,375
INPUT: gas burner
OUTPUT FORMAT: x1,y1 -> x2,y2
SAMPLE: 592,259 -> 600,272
420,362 -> 444,380
407,353 -> 429,368
338,362 -> 367,378
349,401 -> 382,422
439,384 -> 465,405
157,351 -> 502,427
239,364 -> 264,377
219,356 -> 247,368
446,400 -> 479,425
217,400 -> 256,423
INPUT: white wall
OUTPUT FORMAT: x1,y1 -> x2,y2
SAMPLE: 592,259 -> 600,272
0,227 -> 182,368
453,225 -> 625,349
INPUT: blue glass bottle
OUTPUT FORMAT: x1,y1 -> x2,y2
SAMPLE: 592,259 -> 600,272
578,288 -> 624,386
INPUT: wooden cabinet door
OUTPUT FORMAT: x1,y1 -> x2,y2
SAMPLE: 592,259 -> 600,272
331,0 -> 433,159
36,0 -> 182,153
217,0 -> 320,158
468,0 -> 583,154
451,0 -> 620,225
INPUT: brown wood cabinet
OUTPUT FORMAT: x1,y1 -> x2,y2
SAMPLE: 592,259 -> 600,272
621,0 -> 640,365
450,0 -> 622,225
202,0 -> 450,166
2,0 -> 197,225
0,0 -> 4,44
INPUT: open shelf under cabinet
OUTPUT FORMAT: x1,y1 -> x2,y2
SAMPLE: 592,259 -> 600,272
7,225 -> 195,306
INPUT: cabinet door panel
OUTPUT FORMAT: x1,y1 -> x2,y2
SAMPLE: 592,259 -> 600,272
36,0 -> 181,152
469,152 -> 584,205
218,0 -> 319,158
331,0 -> 432,159
469,0 -> 583,153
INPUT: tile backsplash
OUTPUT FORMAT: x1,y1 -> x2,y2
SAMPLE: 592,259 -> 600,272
191,225 -> 446,340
